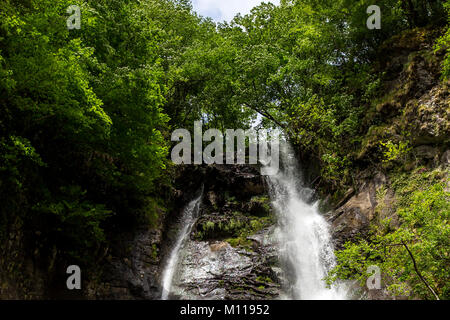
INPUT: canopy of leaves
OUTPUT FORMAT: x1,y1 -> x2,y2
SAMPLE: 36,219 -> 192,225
0,0 -> 169,267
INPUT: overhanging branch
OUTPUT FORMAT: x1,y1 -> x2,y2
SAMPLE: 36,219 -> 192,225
243,103 -> 285,129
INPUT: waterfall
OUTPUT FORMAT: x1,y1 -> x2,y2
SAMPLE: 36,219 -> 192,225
266,143 -> 347,300
160,189 -> 203,300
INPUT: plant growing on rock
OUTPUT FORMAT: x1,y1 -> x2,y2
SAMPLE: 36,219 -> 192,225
380,140 -> 412,164
327,169 -> 450,300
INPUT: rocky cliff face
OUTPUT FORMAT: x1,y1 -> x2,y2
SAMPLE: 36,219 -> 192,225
326,28 -> 449,299
330,29 -> 449,248
85,227 -> 164,300
84,164 -> 282,300
161,165 -> 283,300
0,219 -> 47,299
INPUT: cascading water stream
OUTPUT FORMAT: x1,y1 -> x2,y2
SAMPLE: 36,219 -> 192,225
266,143 -> 348,300
160,142 -> 346,300
160,189 -> 203,300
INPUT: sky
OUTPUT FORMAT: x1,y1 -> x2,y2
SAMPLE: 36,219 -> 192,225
192,0 -> 280,22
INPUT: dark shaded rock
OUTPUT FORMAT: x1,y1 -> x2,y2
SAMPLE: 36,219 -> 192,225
441,150 -> 450,167
415,145 -> 438,159
86,227 -> 163,300
245,196 -> 272,217
206,191 -> 219,208
0,218 -> 47,299
334,188 -> 355,210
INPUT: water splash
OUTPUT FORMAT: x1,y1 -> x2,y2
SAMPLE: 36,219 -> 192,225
160,189 -> 203,300
266,143 -> 347,300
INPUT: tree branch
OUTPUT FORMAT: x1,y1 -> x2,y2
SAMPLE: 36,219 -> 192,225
401,241 -> 440,300
243,103 -> 285,128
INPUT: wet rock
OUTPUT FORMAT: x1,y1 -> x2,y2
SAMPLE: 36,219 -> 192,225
173,227 -> 282,300
210,242 -> 229,252
157,163 -> 282,300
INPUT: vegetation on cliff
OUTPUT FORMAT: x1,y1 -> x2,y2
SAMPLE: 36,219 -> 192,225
327,167 -> 449,299
0,0 -> 448,298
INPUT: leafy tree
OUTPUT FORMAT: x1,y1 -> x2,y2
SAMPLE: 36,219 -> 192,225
0,0 -> 169,269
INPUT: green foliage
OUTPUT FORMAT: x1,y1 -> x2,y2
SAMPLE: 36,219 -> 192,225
0,0 -> 170,269
155,0 -> 444,193
435,0 -> 450,80
256,276 -> 273,284
128,0 -> 447,197
0,0 -> 448,297
327,169 -> 450,299
380,140 -> 412,163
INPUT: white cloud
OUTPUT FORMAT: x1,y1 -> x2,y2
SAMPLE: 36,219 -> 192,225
192,0 -> 280,22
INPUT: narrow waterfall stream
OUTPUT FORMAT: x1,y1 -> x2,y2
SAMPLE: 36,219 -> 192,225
266,143 -> 348,300
160,190 -> 203,300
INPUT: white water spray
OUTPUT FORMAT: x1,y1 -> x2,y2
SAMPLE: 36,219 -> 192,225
160,190 -> 202,300
266,143 -> 347,300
